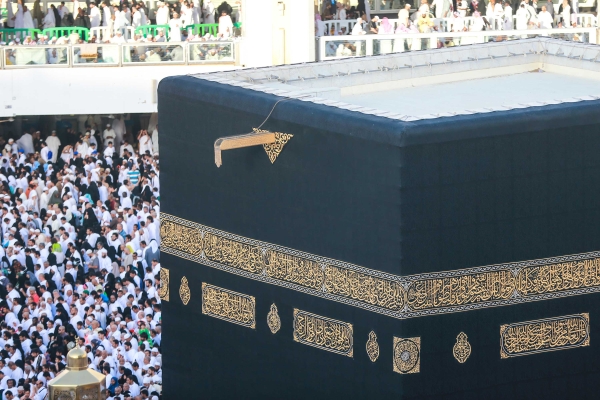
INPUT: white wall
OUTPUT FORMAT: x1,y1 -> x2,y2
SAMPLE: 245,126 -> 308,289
0,64 -> 237,118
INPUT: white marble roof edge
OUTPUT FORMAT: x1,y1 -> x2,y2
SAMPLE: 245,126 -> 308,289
186,38 -> 600,122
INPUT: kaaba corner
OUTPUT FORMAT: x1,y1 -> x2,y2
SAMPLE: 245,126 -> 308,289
157,38 -> 600,399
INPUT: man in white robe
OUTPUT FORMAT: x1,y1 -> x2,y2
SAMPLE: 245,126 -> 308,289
503,0 -> 513,30
23,6 -> 35,29
140,7 -> 148,25
14,2 -> 25,32
101,2 -> 111,27
168,13 -> 182,41
42,7 -> 55,28
89,2 -> 101,28
16,132 -> 34,155
432,0 -> 451,18
131,7 -> 142,27
103,124 -> 116,148
516,3 -> 529,30
113,6 -> 129,30
155,2 -> 169,26
7,0 -> 15,28
111,116 -> 125,153
397,3 -> 410,27
45,131 -> 60,163
335,2 -> 346,19
202,0 -> 214,23
538,5 -> 553,28
151,126 -> 159,154
40,142 -> 51,163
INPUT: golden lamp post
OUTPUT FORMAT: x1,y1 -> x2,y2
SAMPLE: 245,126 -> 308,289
48,344 -> 106,400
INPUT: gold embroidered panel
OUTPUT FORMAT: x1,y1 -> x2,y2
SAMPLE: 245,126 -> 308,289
500,313 -> 590,358
180,276 -> 191,305
161,213 -> 600,320
293,309 -> 353,357
159,268 -> 169,301
202,283 -> 256,328
366,331 -> 379,362
453,332 -> 471,363
393,337 -> 420,374
267,303 -> 281,334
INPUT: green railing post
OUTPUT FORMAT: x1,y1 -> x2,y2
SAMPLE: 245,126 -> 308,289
183,23 -> 219,37
42,27 -> 89,41
0,28 -> 42,42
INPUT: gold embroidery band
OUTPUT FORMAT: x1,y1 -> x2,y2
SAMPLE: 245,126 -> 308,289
500,313 -> 590,359
161,213 -> 600,320
293,309 -> 353,357
201,283 -> 256,329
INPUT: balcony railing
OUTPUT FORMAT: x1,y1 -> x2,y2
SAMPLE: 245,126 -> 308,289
0,40 -> 236,68
316,28 -> 597,61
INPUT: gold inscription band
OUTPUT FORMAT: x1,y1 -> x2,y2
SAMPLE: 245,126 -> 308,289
293,309 -> 353,357
201,283 -> 256,329
161,213 -> 600,320
500,313 -> 590,358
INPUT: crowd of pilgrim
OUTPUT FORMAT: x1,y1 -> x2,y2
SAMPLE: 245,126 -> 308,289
0,115 -> 163,400
1,0 -> 240,44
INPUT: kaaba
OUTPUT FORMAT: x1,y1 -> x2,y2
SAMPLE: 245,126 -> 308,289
157,38 -> 600,399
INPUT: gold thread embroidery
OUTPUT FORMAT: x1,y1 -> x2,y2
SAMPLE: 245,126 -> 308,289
161,213 -> 600,320
160,219 -> 203,256
255,128 -> 293,164
393,337 -> 420,374
202,283 -> 256,328
264,249 -> 324,289
159,268 -> 169,301
179,276 -> 191,305
516,260 -> 600,296
204,232 -> 263,274
267,303 -> 281,334
366,331 -> 379,362
500,313 -> 590,359
324,265 -> 404,311
293,309 -> 353,357
406,270 -> 515,311
453,332 -> 471,363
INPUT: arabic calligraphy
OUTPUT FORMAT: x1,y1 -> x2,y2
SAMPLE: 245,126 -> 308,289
324,265 -> 404,311
407,270 -> 515,310
160,219 -> 203,256
204,232 -> 263,274
161,213 -> 600,320
159,267 -> 169,301
264,249 -> 324,289
500,313 -> 590,358
202,283 -> 256,328
293,309 -> 353,357
516,259 -> 600,295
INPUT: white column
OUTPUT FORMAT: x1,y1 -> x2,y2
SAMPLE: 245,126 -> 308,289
239,0 -> 314,68
239,0 -> 274,67
285,0 -> 315,64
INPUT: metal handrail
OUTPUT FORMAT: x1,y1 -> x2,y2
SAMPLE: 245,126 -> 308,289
316,27 -> 597,60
